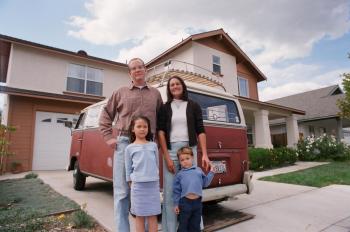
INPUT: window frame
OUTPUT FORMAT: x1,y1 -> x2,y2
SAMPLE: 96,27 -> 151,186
212,55 -> 221,75
238,76 -> 249,98
66,63 -> 104,96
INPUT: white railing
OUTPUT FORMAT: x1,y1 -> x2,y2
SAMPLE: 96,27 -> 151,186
146,59 -> 224,86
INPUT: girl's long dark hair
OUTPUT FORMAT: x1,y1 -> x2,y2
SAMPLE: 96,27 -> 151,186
166,76 -> 189,103
128,116 -> 153,143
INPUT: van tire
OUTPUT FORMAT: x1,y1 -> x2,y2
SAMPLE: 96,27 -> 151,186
73,161 -> 86,190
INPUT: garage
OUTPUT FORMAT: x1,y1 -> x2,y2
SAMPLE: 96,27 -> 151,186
32,111 -> 79,170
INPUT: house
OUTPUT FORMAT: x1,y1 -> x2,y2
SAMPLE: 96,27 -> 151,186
0,34 -> 130,171
145,29 -> 304,149
268,85 -> 350,147
0,29 -> 304,172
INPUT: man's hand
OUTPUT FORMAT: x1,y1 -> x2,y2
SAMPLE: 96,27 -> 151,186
106,138 -> 117,148
174,206 -> 180,215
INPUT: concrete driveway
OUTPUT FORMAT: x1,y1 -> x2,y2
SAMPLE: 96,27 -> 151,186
2,162 -> 350,232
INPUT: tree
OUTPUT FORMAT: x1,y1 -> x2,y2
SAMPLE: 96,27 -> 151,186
337,54 -> 350,119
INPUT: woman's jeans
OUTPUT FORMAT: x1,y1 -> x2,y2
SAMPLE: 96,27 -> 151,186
162,142 -> 197,232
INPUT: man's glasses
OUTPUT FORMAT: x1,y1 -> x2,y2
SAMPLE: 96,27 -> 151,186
129,65 -> 145,71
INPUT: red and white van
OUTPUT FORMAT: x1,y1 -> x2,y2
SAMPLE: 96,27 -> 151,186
67,81 -> 253,202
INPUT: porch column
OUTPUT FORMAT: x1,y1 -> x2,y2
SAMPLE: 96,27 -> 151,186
336,117 -> 343,142
253,110 -> 273,148
286,114 -> 299,148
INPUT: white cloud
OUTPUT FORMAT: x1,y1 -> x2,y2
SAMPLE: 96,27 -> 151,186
259,66 -> 350,101
67,0 -> 350,65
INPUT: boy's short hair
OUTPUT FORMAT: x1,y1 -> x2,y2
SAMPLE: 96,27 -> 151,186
177,146 -> 193,159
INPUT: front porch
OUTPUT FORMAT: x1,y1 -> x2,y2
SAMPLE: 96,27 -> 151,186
238,97 -> 304,148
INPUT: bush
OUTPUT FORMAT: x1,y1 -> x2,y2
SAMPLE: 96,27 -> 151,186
25,172 -> 38,179
248,147 -> 297,171
297,134 -> 350,161
71,210 -> 94,229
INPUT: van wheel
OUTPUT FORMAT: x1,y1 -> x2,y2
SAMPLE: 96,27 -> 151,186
73,161 -> 86,190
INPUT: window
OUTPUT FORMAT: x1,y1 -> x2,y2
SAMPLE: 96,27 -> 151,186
67,64 -> 103,96
238,77 -> 249,97
212,55 -> 221,74
84,105 -> 103,128
188,91 -> 240,124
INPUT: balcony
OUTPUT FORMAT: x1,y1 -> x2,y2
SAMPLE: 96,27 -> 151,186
146,59 -> 226,91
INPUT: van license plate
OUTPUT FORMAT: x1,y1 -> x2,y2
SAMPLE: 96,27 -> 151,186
212,161 -> 227,174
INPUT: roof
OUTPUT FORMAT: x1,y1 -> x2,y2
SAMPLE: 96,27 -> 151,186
146,29 -> 267,82
0,34 -> 128,68
268,85 -> 344,122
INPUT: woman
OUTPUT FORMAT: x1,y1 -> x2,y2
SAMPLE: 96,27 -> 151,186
157,76 -> 211,232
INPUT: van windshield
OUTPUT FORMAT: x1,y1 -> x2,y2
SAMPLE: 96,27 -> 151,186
188,91 -> 241,124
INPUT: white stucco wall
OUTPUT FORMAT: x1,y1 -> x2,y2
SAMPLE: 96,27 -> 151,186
7,44 -> 130,98
192,42 -> 238,95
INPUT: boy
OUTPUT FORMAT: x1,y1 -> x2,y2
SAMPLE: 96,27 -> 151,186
173,147 -> 215,232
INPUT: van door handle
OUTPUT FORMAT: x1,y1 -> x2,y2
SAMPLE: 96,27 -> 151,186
78,139 -> 83,141
217,141 -> 222,149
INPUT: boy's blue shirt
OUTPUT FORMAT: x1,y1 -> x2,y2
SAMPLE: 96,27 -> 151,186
125,141 -> 159,182
173,165 -> 214,206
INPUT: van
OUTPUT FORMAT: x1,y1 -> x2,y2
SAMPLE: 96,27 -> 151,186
67,81 -> 253,203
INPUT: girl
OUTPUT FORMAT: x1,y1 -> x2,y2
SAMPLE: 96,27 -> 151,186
125,116 -> 161,232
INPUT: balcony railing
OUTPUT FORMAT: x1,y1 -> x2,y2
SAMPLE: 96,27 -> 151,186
146,59 -> 226,91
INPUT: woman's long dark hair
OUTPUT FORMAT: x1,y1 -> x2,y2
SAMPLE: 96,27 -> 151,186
166,76 -> 189,103
128,116 -> 153,143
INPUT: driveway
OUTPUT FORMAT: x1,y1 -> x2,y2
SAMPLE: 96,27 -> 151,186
2,162 -> 350,232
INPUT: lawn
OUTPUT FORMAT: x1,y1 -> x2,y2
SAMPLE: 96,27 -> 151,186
259,161 -> 350,187
0,175 -> 105,231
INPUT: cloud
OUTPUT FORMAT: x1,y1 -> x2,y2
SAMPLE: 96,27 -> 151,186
258,66 -> 350,101
68,0 -> 350,65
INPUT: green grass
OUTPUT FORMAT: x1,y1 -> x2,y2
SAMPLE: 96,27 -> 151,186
0,178 -> 80,231
259,161 -> 350,187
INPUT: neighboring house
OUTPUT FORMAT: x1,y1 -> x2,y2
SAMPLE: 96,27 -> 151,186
268,85 -> 350,147
0,29 -> 304,172
0,34 -> 130,171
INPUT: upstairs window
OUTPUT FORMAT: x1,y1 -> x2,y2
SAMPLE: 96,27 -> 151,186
67,64 -> 103,96
212,55 -> 221,74
238,77 -> 249,97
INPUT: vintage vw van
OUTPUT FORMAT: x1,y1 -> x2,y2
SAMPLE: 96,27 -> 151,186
67,81 -> 253,202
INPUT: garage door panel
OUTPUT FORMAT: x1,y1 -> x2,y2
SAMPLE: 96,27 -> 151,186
32,111 -> 78,170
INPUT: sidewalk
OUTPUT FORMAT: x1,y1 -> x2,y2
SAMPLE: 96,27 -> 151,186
1,162 -> 349,232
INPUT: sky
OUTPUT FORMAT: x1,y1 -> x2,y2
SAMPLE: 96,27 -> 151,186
0,0 -> 350,107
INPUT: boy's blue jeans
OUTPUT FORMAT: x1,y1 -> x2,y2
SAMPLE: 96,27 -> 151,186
178,197 -> 202,232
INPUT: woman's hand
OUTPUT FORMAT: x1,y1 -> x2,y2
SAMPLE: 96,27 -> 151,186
174,206 -> 180,215
165,157 -> 176,174
201,153 -> 211,171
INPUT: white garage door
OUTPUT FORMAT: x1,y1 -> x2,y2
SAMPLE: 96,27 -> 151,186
32,111 -> 78,170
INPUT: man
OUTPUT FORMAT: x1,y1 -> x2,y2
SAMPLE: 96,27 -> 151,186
99,58 -> 163,232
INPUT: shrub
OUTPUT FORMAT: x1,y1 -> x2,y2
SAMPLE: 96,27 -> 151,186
296,134 -> 350,161
24,172 -> 38,179
71,210 -> 94,229
248,147 -> 297,171
248,148 -> 271,171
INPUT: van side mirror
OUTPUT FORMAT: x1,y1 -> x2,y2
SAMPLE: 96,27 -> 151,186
64,121 -> 73,128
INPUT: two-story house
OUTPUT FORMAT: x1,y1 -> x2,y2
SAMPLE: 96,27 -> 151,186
0,35 -> 130,171
0,29 -> 304,172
